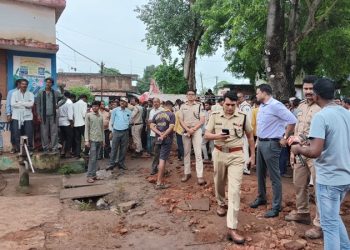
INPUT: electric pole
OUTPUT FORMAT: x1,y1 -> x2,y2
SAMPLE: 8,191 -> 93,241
100,61 -> 105,102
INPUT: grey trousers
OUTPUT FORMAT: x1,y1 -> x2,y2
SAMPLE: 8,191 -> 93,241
256,140 -> 282,211
87,141 -> 101,177
40,115 -> 58,151
109,129 -> 129,168
151,143 -> 160,171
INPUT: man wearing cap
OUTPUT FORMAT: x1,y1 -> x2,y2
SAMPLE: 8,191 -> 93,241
107,97 -> 131,171
179,89 -> 206,185
36,77 -> 62,152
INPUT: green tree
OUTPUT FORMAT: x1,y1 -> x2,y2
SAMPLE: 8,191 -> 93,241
136,0 -> 205,90
196,0 -> 350,99
101,67 -> 120,76
153,60 -> 188,94
137,65 -> 157,93
213,80 -> 230,95
68,86 -> 94,103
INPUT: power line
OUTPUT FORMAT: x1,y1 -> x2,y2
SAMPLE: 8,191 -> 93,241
56,37 -> 100,66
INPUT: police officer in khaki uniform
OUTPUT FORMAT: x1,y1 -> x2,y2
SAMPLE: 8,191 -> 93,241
285,75 -> 323,239
179,89 -> 206,185
205,91 -> 255,244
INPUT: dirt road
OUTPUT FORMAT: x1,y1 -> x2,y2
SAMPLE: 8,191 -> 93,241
0,153 -> 349,250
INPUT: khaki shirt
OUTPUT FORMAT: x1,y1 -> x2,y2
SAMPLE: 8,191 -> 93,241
206,109 -> 252,147
295,101 -> 321,137
131,104 -> 143,124
179,101 -> 205,127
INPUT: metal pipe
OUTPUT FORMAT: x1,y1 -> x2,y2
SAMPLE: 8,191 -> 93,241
23,143 -> 35,173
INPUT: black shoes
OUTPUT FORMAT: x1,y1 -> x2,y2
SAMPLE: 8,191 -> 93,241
264,209 -> 279,218
249,199 -> 267,208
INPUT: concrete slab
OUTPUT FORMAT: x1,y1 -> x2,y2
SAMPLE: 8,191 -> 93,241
177,198 -> 210,211
60,185 -> 113,200
187,198 -> 210,211
63,174 -> 104,188
32,152 -> 60,170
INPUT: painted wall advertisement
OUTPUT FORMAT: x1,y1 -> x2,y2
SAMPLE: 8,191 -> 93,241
13,56 -> 52,96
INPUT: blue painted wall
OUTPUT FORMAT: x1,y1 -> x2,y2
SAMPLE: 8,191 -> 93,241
6,50 -> 56,92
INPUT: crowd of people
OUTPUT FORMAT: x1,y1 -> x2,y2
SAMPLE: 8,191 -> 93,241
0,76 -> 350,249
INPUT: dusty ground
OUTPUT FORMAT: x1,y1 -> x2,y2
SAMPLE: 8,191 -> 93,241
0,152 -> 349,250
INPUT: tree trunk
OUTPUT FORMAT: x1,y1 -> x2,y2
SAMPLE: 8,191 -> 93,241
264,0 -> 291,100
183,39 -> 199,91
285,0 -> 299,97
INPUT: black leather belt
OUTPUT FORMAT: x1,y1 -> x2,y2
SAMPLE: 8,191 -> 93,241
258,138 -> 280,142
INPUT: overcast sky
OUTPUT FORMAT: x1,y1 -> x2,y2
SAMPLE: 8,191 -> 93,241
56,0 -> 248,90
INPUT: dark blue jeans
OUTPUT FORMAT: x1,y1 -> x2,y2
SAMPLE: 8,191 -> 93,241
176,133 -> 184,159
279,147 -> 290,175
12,120 -> 33,151
316,183 -> 350,250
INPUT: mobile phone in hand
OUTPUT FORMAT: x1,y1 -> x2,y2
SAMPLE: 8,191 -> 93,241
222,129 -> 229,135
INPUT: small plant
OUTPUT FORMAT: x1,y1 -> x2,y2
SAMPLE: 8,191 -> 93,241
58,163 -> 85,175
78,201 -> 93,211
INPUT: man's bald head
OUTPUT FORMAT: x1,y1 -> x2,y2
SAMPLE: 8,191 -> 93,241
153,98 -> 161,109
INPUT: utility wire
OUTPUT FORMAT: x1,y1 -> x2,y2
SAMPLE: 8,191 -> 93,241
56,37 -> 100,66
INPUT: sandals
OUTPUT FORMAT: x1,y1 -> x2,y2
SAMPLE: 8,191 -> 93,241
87,178 -> 95,183
155,183 -> 170,190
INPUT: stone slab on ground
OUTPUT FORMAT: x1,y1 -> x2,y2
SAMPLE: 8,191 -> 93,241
177,198 -> 210,211
0,154 -> 19,171
63,174 -> 105,188
32,152 -> 60,170
60,184 -> 113,199
0,195 -> 61,237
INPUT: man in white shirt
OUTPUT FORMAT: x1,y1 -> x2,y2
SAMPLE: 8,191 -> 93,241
59,91 -> 74,157
73,95 -> 88,158
149,98 -> 164,175
10,79 -> 34,152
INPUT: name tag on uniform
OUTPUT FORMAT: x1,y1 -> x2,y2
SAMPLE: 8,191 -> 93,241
233,122 -> 242,127
215,123 -> 222,125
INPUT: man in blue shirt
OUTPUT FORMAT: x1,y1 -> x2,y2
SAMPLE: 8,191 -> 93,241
290,78 -> 350,250
250,84 -> 297,218
107,97 -> 131,171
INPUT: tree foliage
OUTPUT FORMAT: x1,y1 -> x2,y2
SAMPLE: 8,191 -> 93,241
153,60 -> 188,94
136,0 -> 204,90
196,0 -> 350,97
213,80 -> 230,95
101,67 -> 120,76
68,86 -> 94,103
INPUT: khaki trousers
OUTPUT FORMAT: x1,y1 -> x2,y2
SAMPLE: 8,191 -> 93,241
132,124 -> 143,153
242,134 -> 249,167
293,157 -> 320,227
213,148 -> 244,229
182,129 -> 203,178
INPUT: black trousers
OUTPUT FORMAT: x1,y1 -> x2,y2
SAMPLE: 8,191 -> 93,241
60,125 -> 73,155
12,120 -> 33,151
74,125 -> 85,157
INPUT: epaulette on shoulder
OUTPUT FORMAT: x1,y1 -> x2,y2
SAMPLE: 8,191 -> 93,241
211,111 -> 221,115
